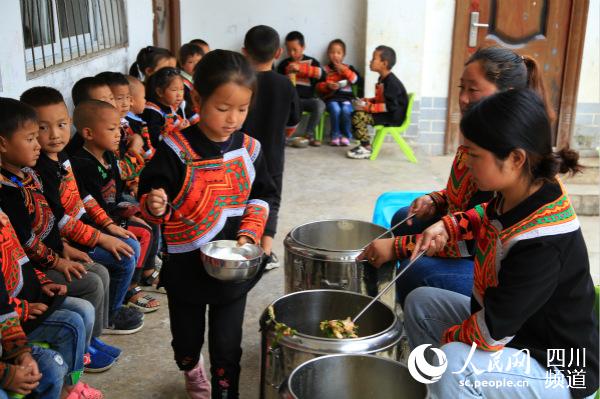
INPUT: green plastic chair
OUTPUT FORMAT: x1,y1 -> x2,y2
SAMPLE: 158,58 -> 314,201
369,93 -> 417,163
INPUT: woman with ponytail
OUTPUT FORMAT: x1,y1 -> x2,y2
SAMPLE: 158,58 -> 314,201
391,89 -> 598,399
369,47 -> 557,307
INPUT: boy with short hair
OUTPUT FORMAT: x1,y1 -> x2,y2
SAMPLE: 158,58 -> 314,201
126,76 -> 154,160
20,86 -> 145,340
95,72 -> 146,185
346,45 -> 408,159
277,31 -> 325,146
70,100 -> 161,312
189,38 -> 210,55
242,25 -> 300,269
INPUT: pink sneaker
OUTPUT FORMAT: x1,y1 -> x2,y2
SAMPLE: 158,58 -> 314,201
340,137 -> 351,146
65,382 -> 103,399
184,355 -> 211,399
330,138 -> 340,146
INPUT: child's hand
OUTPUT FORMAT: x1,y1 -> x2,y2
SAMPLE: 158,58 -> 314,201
62,242 -> 93,263
335,63 -> 348,73
357,238 -> 396,268
146,188 -> 168,217
327,82 -> 340,90
287,62 -> 300,73
105,223 -> 137,240
237,235 -> 254,246
54,258 -> 87,282
98,233 -> 135,261
407,195 -> 437,225
128,134 -> 145,156
129,215 -> 150,228
6,362 -> 41,395
15,352 -> 41,378
0,211 -> 9,227
28,303 -> 48,320
41,283 -> 67,297
412,221 -> 449,259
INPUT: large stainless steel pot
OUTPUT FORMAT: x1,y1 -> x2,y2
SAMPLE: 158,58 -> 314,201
259,290 -> 402,399
279,354 -> 428,398
284,219 -> 396,309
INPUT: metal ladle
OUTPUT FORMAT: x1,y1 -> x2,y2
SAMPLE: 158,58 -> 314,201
353,250 -> 426,323
357,213 -> 415,264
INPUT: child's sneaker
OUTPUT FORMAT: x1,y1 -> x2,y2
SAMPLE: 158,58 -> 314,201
346,145 -> 372,159
309,138 -> 322,147
104,308 -> 144,335
65,382 -> 103,399
330,138 -> 340,146
85,346 -> 115,373
340,137 -> 351,146
265,252 -> 280,271
91,337 -> 122,360
184,355 -> 211,399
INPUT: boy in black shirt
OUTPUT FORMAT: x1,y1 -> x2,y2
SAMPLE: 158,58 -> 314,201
277,31 -> 324,146
243,25 -> 301,269
347,45 -> 408,159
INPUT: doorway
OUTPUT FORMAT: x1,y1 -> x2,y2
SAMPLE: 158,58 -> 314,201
152,0 -> 181,53
445,0 -> 590,153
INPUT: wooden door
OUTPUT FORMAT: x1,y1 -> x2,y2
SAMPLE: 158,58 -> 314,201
152,0 -> 181,52
445,0 -> 589,153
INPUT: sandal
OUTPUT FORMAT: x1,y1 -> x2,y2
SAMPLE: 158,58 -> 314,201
65,382 -> 104,399
126,286 -> 160,313
139,269 -> 166,293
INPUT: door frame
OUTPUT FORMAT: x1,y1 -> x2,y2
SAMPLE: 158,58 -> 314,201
444,0 -> 590,154
152,0 -> 181,52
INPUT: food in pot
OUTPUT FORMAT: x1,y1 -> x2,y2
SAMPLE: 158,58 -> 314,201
319,317 -> 358,339
266,305 -> 296,346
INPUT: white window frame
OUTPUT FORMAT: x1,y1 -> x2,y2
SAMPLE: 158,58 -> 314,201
21,0 -> 127,76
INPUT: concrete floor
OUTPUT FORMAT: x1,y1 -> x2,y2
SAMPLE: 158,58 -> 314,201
84,143 -> 600,398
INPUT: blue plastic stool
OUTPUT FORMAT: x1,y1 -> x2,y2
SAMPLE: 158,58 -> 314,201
372,191 -> 428,228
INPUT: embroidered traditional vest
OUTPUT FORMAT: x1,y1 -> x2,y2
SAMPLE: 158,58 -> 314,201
472,181 -> 579,306
0,210 -> 28,298
161,131 -> 262,253
21,168 -> 56,242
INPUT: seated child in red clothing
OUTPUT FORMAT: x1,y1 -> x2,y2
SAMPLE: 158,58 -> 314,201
316,39 -> 360,146
69,100 -> 161,313
20,87 -> 149,333
95,72 -> 146,195
142,67 -> 189,147
126,76 -> 155,160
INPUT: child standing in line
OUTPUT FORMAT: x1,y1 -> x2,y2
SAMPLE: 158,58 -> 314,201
142,67 -> 187,147
277,31 -> 325,146
242,25 -> 301,270
128,46 -> 176,82
347,45 -> 408,159
316,39 -> 360,146
139,50 -> 276,399
126,76 -> 155,160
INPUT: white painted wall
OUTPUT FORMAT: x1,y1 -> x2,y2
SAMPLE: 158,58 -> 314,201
577,0 -> 599,104
180,0 -> 367,74
0,0 -> 153,108
364,0 -> 454,98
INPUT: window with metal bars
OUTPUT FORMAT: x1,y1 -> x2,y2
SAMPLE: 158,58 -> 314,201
20,0 -> 128,75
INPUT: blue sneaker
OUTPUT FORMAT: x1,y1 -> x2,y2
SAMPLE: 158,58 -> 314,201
91,337 -> 122,360
85,345 -> 115,373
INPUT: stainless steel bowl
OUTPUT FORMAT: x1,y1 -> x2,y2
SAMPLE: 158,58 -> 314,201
200,240 -> 264,282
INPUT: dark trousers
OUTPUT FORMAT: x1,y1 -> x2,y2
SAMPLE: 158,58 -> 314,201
168,291 -> 247,399
299,97 -> 325,136
264,173 -> 282,238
